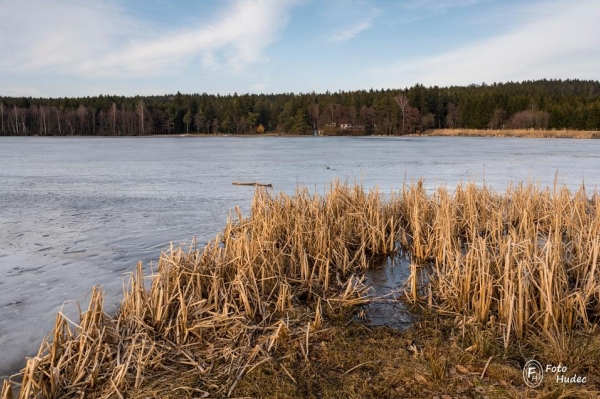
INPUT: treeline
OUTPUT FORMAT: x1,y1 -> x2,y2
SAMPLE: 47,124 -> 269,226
1,79 -> 599,136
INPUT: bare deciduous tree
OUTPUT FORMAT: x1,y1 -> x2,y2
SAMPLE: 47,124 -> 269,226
0,102 -> 4,135
136,100 -> 145,135
395,93 -> 409,134
56,107 -> 62,135
13,105 -> 19,135
446,102 -> 460,129
77,105 -> 87,135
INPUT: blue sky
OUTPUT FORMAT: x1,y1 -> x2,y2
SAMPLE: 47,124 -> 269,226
0,0 -> 598,97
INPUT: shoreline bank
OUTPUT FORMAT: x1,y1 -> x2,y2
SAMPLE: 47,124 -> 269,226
2,129 -> 600,138
423,128 -> 599,139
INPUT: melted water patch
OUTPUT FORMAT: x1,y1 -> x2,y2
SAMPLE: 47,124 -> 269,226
363,256 -> 414,329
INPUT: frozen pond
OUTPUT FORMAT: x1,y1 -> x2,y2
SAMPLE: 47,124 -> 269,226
1,135 -> 600,377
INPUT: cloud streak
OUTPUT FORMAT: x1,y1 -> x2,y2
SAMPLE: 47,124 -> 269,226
330,12 -> 379,43
370,0 -> 600,88
325,0 -> 380,43
401,0 -> 488,13
330,19 -> 374,43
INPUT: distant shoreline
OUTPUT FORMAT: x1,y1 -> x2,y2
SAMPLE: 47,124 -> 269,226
3,129 -> 600,139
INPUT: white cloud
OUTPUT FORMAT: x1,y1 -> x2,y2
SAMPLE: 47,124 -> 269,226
401,0 -> 488,12
330,19 -> 374,43
0,0 -> 297,78
370,0 -> 600,88
325,0 -> 380,43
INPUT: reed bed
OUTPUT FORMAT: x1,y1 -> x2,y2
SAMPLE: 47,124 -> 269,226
425,128 -> 598,139
401,181 -> 600,345
3,183 -> 394,398
3,180 -> 600,397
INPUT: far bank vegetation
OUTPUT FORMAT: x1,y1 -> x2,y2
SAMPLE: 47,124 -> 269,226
1,79 -> 600,136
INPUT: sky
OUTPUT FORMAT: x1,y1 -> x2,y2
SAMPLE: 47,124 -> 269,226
0,0 -> 598,98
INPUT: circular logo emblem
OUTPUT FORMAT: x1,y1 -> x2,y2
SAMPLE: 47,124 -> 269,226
523,360 -> 544,388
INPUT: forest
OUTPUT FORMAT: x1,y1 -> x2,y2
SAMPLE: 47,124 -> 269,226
1,79 -> 599,136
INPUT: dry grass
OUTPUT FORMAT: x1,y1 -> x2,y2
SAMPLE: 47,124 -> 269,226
3,180 -> 600,398
234,316 -> 600,398
425,129 -> 599,139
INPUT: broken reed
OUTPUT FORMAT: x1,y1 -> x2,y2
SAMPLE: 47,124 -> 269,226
3,180 -> 600,398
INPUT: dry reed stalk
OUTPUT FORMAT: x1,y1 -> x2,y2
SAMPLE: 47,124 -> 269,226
1,380 -> 13,399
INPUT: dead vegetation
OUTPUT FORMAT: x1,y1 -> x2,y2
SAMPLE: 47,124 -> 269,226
3,180 -> 600,398
425,129 -> 599,139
